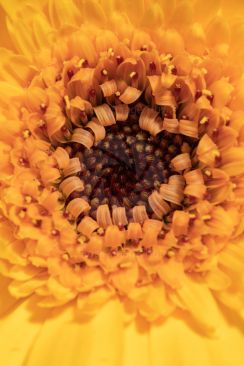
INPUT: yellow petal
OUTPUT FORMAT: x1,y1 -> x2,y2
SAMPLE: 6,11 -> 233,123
149,306 -> 244,366
25,298 -> 124,366
0,296 -> 49,366
0,275 -> 18,315
48,0 -> 81,28
175,276 -> 222,334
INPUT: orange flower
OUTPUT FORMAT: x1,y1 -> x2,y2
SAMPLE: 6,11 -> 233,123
0,0 -> 244,365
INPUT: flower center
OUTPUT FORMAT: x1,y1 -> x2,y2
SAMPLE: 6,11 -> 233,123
67,115 -> 198,222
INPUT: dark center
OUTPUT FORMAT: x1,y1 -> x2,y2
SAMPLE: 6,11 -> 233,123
68,119 -> 196,220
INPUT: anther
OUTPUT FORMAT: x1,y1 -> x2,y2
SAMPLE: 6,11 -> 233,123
160,54 -> 173,62
174,83 -> 182,93
55,74 -> 62,82
101,68 -> 108,76
97,227 -> 105,236
111,249 -> 117,256
62,253 -> 70,261
158,230 -> 165,239
18,157 -> 28,166
18,209 -> 26,219
199,116 -> 209,125
149,62 -> 156,72
67,69 -> 74,79
170,66 -> 177,75
32,219 -> 42,227
167,249 -> 175,257
38,120 -> 46,129
129,71 -> 138,80
22,129 -> 31,139
207,94 -> 214,103
140,44 -> 148,51
51,229 -> 59,236
108,48 -> 114,57
116,55 -> 124,64
202,214 -> 211,221
40,103 -> 47,112
146,247 -> 152,255
24,195 -> 32,204
78,59 -> 88,68
195,90 -> 202,99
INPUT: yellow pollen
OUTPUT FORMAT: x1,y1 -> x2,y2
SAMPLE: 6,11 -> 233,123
168,64 -> 176,73
62,253 -> 70,261
18,157 -> 27,166
102,69 -> 108,76
38,120 -> 46,128
24,195 -> 32,204
22,129 -> 31,139
119,262 -> 132,269
189,213 -> 197,219
141,44 -> 148,50
51,229 -> 59,236
64,95 -> 70,110
214,150 -> 220,158
18,209 -> 26,219
77,58 -> 86,67
200,116 -> 209,125
40,103 -> 46,110
115,91 -> 121,97
80,235 -> 88,243
202,214 -> 211,221
160,53 -> 172,62
129,71 -> 137,79
167,249 -> 175,257
201,67 -> 208,75
97,227 -> 105,236
204,169 -> 212,176
107,48 -> 114,56
202,89 -> 212,97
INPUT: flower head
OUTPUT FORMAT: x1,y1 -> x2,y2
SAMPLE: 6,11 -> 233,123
0,0 -> 244,362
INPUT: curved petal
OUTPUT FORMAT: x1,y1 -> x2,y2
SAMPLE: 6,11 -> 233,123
0,4 -> 15,51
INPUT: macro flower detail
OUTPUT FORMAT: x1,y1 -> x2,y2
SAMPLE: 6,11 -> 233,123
0,0 -> 244,365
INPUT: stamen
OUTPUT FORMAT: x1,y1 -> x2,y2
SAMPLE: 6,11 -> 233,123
199,116 -> 209,125
38,120 -> 46,129
24,195 -> 32,204
67,69 -> 74,79
77,59 -> 88,68
64,95 -> 70,110
51,229 -> 59,236
107,48 -> 114,57
129,71 -> 138,80
18,157 -> 28,166
116,55 -> 124,64
40,103 -> 47,112
101,69 -> 108,76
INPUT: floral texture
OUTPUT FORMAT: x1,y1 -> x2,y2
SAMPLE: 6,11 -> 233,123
0,0 -> 244,365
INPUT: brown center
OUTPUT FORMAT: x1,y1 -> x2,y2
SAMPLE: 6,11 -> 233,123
67,113 -> 198,220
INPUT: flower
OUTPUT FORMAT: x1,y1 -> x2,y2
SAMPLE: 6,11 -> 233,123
0,0 -> 244,364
